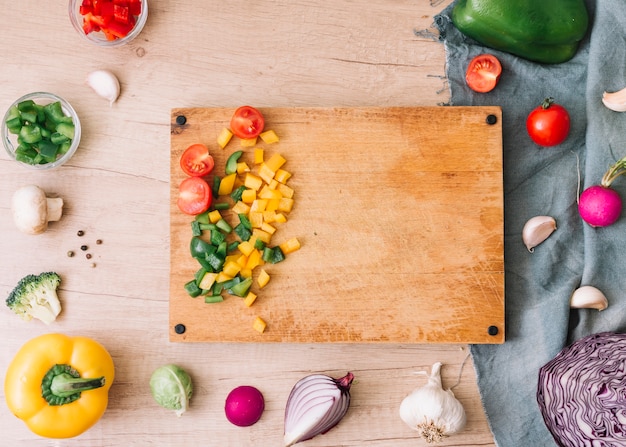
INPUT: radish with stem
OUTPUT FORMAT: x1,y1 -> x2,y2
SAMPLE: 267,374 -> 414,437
579,155 -> 626,227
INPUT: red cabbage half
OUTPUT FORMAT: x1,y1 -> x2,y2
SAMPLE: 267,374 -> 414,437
537,332 -> 626,447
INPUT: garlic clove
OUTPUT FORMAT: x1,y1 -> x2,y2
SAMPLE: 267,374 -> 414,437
602,86 -> 626,112
570,286 -> 608,311
86,69 -> 121,106
522,216 -> 557,253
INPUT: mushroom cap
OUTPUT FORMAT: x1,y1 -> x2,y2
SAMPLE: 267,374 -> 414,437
12,185 -> 51,235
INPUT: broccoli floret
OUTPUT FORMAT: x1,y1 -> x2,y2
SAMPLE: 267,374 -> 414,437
6,272 -> 62,324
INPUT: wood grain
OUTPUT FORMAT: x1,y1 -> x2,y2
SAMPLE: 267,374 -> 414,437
170,107 -> 504,343
0,0 -> 498,445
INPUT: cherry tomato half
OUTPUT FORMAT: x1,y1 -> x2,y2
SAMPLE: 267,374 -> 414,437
180,143 -> 215,177
526,98 -> 571,147
177,177 -> 212,215
465,54 -> 502,93
230,106 -> 265,139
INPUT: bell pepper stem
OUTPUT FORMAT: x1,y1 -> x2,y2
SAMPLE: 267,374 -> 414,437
42,364 -> 105,406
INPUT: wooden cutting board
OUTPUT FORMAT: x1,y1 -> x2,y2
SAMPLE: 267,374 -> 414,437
170,107 -> 504,343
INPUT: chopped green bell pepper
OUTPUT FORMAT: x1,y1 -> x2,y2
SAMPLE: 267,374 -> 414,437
451,0 -> 589,64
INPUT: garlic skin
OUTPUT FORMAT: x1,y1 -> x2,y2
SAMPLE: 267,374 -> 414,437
86,69 -> 120,106
602,87 -> 626,112
570,286 -> 608,311
399,362 -> 466,443
522,216 -> 557,252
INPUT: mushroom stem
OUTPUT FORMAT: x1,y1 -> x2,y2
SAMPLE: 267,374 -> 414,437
47,198 -> 64,222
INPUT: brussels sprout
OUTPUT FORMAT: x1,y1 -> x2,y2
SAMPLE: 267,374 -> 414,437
150,364 -> 193,416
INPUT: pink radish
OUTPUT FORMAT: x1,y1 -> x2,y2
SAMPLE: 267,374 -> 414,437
579,156 -> 626,227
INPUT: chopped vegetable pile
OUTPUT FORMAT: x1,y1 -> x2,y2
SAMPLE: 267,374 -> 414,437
78,0 -> 143,41
178,107 -> 301,334
5,99 -> 75,165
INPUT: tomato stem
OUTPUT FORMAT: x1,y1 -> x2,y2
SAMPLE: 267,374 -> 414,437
601,155 -> 626,187
541,97 -> 555,109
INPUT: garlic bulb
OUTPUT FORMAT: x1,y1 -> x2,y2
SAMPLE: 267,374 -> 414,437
86,69 -> 121,105
399,362 -> 466,443
522,216 -> 556,252
570,285 -> 608,311
602,86 -> 626,112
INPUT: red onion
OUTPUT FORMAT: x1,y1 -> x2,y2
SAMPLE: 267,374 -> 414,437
537,332 -> 626,446
283,372 -> 354,446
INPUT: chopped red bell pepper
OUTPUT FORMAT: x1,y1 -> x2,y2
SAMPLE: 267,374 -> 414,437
78,0 -> 141,40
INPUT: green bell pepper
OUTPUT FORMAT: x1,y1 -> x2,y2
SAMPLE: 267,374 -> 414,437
451,0 -> 589,64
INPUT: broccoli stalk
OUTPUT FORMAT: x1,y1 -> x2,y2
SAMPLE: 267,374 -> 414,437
6,272 -> 62,324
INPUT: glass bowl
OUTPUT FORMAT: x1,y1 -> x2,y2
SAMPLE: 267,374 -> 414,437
68,0 -> 148,48
2,92 -> 81,170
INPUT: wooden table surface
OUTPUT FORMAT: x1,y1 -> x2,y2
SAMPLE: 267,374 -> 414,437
0,1 -> 497,445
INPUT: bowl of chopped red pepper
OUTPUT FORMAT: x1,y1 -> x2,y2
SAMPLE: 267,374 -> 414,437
69,0 -> 148,47
2,92 -> 81,170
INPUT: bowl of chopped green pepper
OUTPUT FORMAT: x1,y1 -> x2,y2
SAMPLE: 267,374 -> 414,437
2,92 -> 81,170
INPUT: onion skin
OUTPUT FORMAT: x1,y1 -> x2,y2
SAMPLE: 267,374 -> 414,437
579,185 -> 622,227
283,372 -> 354,446
537,332 -> 626,446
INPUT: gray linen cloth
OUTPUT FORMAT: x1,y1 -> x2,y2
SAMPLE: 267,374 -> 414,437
436,1 -> 626,445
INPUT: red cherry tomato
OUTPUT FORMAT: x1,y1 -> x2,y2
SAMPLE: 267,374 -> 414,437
230,106 -> 265,139
180,143 -> 215,177
177,177 -> 212,215
465,54 -> 502,93
526,98 -> 571,147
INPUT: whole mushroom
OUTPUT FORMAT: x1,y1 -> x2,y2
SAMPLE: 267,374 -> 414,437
12,185 -> 64,235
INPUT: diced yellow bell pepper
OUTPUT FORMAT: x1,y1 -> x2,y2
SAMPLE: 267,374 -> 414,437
244,173 -> 263,191
259,186 -> 282,200
257,269 -> 270,288
279,237 -> 301,254
250,199 -> 268,213
241,189 -> 256,203
258,163 -> 276,184
278,197 -> 294,213
254,148 -> 264,164
240,268 -> 252,278
265,153 -> 286,172
217,128 -> 233,149
208,210 -> 222,224
249,212 -> 264,228
266,198 -> 280,212
253,316 -> 267,333
232,201 -> 251,215
263,211 -> 276,223
244,292 -> 258,307
222,261 -> 241,277
218,173 -> 237,195
236,161 -> 250,174
199,272 -> 218,290
277,183 -> 294,199
275,169 -> 292,184
215,271 -> 233,283
238,240 -> 255,257
274,213 -> 287,223
252,229 -> 272,244
225,254 -> 241,265
240,137 -> 257,147
237,254 -> 249,268
261,222 -> 276,235
259,129 -> 279,144
246,249 -> 263,270
268,179 -> 279,190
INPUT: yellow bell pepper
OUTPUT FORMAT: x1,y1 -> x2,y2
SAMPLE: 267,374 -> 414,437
4,333 -> 115,439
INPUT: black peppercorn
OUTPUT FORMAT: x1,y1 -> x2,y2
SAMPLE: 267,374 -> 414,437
80,245 -> 88,251
77,230 -> 85,236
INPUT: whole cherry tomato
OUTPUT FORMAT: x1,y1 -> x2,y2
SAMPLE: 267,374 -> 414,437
465,54 -> 502,93
230,106 -> 265,139
526,98 -> 571,147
